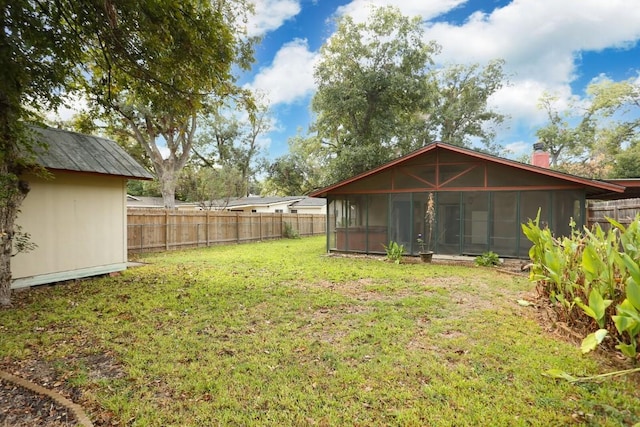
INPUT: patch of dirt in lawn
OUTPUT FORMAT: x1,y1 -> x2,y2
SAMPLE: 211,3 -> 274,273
311,278 -> 419,302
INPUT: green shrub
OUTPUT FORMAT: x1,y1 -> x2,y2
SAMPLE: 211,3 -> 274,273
475,251 -> 500,267
382,240 -> 405,264
283,222 -> 300,239
523,210 -> 640,359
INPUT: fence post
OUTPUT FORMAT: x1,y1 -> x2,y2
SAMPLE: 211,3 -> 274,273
236,211 -> 240,243
165,210 -> 169,250
139,224 -> 143,252
259,213 -> 262,241
206,211 -> 210,246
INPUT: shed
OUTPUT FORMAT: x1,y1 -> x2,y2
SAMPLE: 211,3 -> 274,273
310,142 -> 629,258
12,126 -> 153,288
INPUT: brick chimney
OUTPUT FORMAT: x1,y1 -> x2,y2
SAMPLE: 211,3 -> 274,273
532,142 -> 550,168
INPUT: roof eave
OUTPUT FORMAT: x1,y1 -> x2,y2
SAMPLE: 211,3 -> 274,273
309,142 -> 626,197
45,167 -> 154,181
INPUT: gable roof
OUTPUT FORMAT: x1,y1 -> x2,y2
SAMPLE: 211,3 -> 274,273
227,196 -> 304,207
290,197 -> 327,207
309,142 -> 625,198
30,126 -> 153,180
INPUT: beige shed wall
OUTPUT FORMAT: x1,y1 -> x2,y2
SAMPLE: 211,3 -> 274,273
12,171 -> 127,288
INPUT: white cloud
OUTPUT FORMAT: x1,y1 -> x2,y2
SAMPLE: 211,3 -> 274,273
158,146 -> 171,160
413,0 -> 640,146
488,80 -> 574,127
45,94 -> 88,123
247,0 -> 640,152
504,141 -> 530,157
424,0 -> 640,85
336,0 -> 466,23
247,39 -> 318,105
247,0 -> 301,37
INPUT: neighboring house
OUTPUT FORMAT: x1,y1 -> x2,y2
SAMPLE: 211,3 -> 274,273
310,142 -> 639,258
289,197 -> 328,215
126,195 -> 198,210
12,126 -> 153,288
126,195 -> 327,214
215,196 -> 327,214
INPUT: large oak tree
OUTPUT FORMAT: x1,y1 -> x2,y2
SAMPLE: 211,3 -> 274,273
311,6 -> 507,183
82,0 -> 255,209
0,0 -> 253,306
312,6 -> 439,183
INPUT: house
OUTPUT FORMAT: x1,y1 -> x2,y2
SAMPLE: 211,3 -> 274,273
12,126 -> 153,288
216,196 -> 327,214
126,195 -> 198,210
288,197 -> 328,215
309,142 -> 637,258
126,195 -> 327,214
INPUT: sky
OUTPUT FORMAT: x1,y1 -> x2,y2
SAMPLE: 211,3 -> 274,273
242,0 -> 640,160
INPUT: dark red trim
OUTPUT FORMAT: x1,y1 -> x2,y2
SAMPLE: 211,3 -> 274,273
309,142 -> 625,197
327,184 -> 588,195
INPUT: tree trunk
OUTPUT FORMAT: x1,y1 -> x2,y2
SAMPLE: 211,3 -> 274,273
0,163 -> 30,307
0,104 -> 31,306
0,230 -> 13,307
157,167 -> 177,210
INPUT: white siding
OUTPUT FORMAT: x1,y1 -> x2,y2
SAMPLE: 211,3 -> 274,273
12,171 -> 128,288
290,206 -> 327,215
230,202 -> 294,213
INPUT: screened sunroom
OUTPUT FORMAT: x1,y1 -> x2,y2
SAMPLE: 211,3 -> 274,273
310,143 -> 625,258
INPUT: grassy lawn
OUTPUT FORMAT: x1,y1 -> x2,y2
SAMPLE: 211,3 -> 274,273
1,236 -> 639,426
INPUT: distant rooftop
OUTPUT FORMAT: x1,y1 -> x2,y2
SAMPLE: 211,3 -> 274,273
291,197 -> 327,207
225,196 -> 304,208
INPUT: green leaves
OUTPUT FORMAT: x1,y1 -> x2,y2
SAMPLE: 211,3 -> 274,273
312,6 -> 508,182
543,369 -> 578,382
474,251 -> 500,267
544,366 -> 640,383
627,276 -> 640,310
525,214 -> 640,360
574,289 -> 612,329
382,241 -> 405,264
580,329 -> 608,354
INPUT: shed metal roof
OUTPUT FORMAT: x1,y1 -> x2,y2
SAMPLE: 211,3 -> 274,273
309,142 -> 626,199
30,126 -> 153,180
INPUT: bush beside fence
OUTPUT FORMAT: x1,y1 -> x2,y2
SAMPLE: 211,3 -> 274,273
127,209 -> 326,252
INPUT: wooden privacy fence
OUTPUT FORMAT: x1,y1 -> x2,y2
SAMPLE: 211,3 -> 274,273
587,198 -> 640,230
127,209 -> 326,253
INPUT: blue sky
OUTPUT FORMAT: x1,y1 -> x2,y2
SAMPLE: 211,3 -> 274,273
242,0 -> 640,160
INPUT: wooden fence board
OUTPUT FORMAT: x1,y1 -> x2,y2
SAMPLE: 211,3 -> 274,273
127,209 -> 326,253
587,198 -> 640,230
